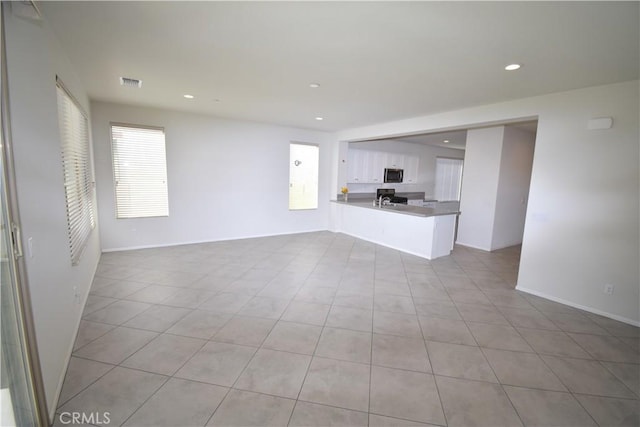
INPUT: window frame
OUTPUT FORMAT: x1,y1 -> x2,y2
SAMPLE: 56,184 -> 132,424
109,122 -> 169,219
56,77 -> 95,265
288,142 -> 320,211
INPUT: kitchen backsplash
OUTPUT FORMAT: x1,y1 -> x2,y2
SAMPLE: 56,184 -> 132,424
346,182 -> 431,195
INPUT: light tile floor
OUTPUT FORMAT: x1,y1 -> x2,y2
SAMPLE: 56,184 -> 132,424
55,232 -> 639,426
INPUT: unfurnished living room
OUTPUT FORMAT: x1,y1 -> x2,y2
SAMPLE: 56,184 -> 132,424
0,1 -> 638,427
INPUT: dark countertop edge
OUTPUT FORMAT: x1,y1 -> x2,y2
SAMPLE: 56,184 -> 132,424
330,200 -> 460,218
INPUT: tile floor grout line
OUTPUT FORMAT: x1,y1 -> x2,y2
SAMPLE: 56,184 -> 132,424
475,343 -> 533,427
400,250 -> 447,427
285,240 -> 342,427
65,235 -> 638,425
70,324 -> 117,354
367,246 -> 379,424
211,242 -> 319,425
201,381 -> 235,427
117,373 -> 171,427
55,361 -> 117,411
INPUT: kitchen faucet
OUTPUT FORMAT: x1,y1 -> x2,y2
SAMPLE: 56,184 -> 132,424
378,195 -> 392,207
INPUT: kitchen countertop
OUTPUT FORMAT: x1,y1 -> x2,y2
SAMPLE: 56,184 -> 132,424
336,192 -> 430,201
331,200 -> 460,218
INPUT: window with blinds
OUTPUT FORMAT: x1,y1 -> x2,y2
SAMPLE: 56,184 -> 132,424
57,82 -> 95,265
434,157 -> 464,202
289,143 -> 319,210
110,124 -> 169,218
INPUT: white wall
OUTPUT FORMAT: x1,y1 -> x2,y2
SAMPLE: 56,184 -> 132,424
91,102 -> 333,251
346,140 -> 464,196
457,125 -> 535,251
337,80 -> 640,325
456,127 -> 504,250
492,126 -> 535,249
4,9 -> 101,420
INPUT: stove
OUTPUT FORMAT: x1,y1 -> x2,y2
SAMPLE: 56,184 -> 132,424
376,188 -> 408,204
390,196 -> 408,204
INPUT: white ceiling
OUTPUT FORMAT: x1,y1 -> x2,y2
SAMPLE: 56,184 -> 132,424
39,1 -> 639,132
362,119 -> 537,151
377,129 -> 469,150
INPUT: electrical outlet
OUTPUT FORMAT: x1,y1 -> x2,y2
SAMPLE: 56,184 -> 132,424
73,286 -> 80,303
603,284 -> 615,295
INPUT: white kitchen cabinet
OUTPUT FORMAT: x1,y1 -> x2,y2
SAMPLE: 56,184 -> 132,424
348,149 -> 384,183
347,149 -> 366,183
387,153 -> 405,169
367,151 -> 385,183
403,155 -> 419,183
348,149 -> 419,184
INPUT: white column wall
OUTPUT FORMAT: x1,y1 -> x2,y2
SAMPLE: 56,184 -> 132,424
456,127 -> 504,250
492,126 -> 535,249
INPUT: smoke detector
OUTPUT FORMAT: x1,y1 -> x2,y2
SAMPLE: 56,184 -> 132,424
119,77 -> 142,88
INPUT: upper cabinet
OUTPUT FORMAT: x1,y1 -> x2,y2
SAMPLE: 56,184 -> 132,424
347,149 -> 383,183
367,151 -> 385,183
347,149 -> 419,184
403,155 -> 419,183
387,153 -> 405,169
347,149 -> 365,183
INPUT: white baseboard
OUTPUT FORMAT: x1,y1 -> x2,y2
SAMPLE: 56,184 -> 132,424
49,256 -> 102,423
516,285 -> 640,327
453,241 -> 491,251
454,241 -> 523,252
337,230 -> 442,260
101,229 -> 330,253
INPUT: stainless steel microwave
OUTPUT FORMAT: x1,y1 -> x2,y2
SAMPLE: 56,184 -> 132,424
384,168 -> 403,183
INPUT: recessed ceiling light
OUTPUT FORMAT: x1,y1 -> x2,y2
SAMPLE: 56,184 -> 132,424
183,94 -> 194,99
309,83 -> 320,88
443,140 -> 450,143
315,117 -> 324,121
505,64 -> 521,71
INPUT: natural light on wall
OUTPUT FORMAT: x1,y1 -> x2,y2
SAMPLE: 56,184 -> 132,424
289,143 -> 319,210
111,124 -> 169,218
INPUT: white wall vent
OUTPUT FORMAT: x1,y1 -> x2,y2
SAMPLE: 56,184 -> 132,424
119,77 -> 142,88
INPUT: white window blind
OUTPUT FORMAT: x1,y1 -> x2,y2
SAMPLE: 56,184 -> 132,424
57,83 -> 95,265
289,143 -> 319,210
111,124 -> 169,218
434,157 -> 464,202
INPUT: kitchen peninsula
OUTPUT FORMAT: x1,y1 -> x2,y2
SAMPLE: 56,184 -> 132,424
329,197 -> 460,260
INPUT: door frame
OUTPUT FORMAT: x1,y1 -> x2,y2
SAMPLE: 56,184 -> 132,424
1,3 -> 49,425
